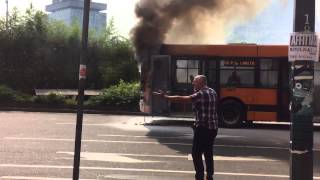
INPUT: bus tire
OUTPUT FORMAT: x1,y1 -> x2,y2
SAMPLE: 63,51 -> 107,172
220,100 -> 245,128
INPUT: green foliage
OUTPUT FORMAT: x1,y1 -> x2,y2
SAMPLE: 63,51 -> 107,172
0,85 -> 19,102
0,6 -> 50,93
88,80 -> 140,107
64,97 -> 77,106
98,18 -> 139,86
31,93 -> 66,105
0,85 -> 31,103
0,7 -> 139,94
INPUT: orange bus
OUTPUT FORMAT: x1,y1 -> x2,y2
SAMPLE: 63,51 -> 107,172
141,44 -> 292,127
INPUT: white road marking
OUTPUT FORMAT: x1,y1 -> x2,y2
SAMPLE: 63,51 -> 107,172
97,134 -> 192,139
57,151 -> 187,159
217,135 -> 245,138
56,122 -> 151,132
58,151 -> 278,162
57,152 -> 160,163
0,177 -> 93,180
56,123 -> 106,126
97,174 -> 145,180
0,164 -> 320,179
3,137 -> 191,146
187,154 -> 278,161
215,144 -> 287,150
97,134 -> 244,139
5,137 -> 320,151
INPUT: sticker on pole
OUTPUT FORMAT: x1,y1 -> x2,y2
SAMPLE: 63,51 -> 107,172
79,65 -> 87,80
289,32 -> 319,62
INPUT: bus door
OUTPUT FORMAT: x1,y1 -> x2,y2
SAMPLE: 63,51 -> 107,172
151,55 -> 171,115
171,58 -> 201,114
205,59 -> 219,93
314,62 -> 320,120
279,59 -> 290,121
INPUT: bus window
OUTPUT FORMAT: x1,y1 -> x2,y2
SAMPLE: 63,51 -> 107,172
176,60 -> 199,84
220,59 -> 255,87
260,59 -> 279,88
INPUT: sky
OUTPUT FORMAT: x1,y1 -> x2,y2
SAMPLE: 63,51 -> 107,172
0,0 -> 139,36
0,0 -> 319,45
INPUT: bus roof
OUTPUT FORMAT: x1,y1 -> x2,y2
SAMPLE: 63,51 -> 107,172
160,44 -> 288,58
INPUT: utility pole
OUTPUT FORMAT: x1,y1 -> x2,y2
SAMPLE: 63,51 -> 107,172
72,0 -> 90,180
5,0 -> 8,30
289,0 -> 315,179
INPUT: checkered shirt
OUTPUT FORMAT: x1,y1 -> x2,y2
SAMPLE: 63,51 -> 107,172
190,87 -> 218,130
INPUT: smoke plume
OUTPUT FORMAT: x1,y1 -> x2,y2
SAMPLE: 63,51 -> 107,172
131,0 -> 271,59
131,0 -> 271,113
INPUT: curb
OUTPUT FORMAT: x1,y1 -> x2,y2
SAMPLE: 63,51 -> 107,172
0,107 -> 195,126
0,107 -> 147,116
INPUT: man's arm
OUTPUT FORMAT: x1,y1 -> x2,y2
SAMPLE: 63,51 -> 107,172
164,95 -> 192,103
153,91 -> 192,103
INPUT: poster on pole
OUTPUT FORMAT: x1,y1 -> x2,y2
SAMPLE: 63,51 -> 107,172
289,32 -> 319,62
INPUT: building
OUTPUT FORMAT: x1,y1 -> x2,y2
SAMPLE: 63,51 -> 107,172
46,0 -> 107,32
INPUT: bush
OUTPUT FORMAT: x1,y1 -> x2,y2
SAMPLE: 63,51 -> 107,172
87,80 -> 140,107
31,93 -> 66,105
64,97 -> 77,106
0,85 -> 31,103
0,85 -> 17,102
0,9 -> 139,92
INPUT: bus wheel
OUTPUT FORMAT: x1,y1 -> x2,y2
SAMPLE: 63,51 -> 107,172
220,100 -> 245,128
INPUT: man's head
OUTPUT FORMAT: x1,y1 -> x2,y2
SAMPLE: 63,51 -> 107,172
192,75 -> 207,91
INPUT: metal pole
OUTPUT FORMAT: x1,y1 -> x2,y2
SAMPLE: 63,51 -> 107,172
72,0 -> 91,179
5,0 -> 8,30
290,0 -> 315,179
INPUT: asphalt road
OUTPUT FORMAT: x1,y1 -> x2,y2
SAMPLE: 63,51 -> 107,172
0,111 -> 319,180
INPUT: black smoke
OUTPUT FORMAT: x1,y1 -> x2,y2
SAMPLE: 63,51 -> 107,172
131,0 -> 220,60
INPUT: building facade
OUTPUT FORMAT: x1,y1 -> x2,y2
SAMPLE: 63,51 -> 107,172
46,0 -> 107,32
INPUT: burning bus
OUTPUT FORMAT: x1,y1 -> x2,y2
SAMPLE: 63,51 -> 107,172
139,43 -> 292,127
139,43 -> 320,127
131,0 -> 320,127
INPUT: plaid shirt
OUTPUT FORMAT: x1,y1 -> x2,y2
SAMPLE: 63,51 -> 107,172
190,87 -> 218,130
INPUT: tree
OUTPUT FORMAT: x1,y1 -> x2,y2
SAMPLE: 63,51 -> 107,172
0,9 -> 139,93
97,18 -> 139,87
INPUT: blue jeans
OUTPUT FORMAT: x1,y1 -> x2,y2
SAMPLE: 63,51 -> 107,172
192,126 -> 218,180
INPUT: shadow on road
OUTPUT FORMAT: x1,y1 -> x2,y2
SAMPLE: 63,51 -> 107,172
143,119 -> 320,171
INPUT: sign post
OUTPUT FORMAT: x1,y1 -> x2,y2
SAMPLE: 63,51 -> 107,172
289,0 -> 317,179
5,0 -> 8,30
73,0 -> 91,180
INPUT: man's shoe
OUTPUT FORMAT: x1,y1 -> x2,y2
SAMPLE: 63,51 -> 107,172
206,176 -> 213,180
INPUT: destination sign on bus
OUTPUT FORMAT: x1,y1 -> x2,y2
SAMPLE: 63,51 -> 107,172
223,59 -> 255,67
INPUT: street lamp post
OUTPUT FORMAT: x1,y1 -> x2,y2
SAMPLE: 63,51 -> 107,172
290,0 -> 315,179
72,0 -> 91,180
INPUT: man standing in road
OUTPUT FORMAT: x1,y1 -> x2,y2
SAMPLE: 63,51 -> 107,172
153,75 -> 218,180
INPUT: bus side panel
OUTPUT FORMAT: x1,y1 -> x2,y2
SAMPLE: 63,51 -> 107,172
247,112 -> 277,121
220,88 -> 277,105
221,88 -> 278,121
162,45 -> 258,57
